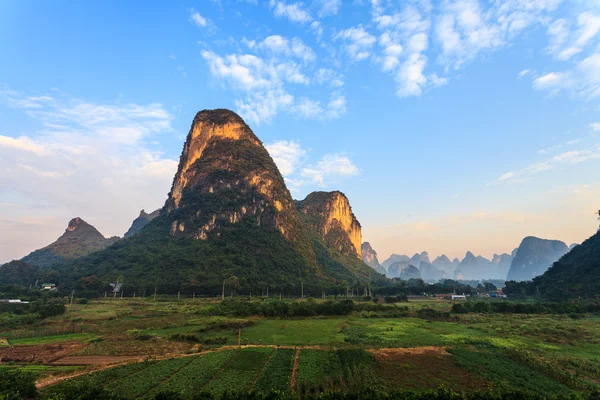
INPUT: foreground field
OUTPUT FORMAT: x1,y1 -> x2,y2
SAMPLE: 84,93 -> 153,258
1,298 -> 600,399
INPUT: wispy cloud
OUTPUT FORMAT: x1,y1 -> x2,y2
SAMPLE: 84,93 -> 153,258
497,145 -> 600,183
269,0 -> 312,23
0,89 -> 178,260
265,140 -> 359,192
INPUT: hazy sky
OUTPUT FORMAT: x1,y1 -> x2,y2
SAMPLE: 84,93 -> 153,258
1,0 -> 600,264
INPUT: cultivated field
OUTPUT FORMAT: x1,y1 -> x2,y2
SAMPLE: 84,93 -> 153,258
1,297 -> 599,399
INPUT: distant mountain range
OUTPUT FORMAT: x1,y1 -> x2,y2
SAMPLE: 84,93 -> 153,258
368,235 -> 575,282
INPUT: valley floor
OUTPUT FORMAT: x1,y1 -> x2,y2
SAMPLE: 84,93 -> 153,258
1,298 -> 599,399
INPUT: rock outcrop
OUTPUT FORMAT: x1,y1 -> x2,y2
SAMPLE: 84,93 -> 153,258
22,218 -> 119,268
362,242 -> 385,274
507,237 -> 569,281
165,109 -> 306,244
124,209 -> 161,238
296,191 -> 362,259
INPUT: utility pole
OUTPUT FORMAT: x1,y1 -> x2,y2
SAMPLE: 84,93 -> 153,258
193,292 -> 195,300
154,286 -> 157,301
69,290 -> 74,308
301,281 -> 304,299
266,286 -> 269,298
177,291 -> 180,301
222,281 -> 225,300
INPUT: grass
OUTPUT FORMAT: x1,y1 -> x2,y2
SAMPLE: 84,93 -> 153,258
8,333 -> 93,346
242,318 -> 346,345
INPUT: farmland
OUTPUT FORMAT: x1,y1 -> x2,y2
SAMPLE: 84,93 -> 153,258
1,297 -> 600,399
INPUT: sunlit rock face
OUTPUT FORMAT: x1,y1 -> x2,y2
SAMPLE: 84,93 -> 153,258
362,242 -> 380,268
296,191 -> 363,259
164,109 -> 308,245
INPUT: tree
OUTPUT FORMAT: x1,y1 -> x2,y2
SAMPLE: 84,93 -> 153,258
225,275 -> 240,297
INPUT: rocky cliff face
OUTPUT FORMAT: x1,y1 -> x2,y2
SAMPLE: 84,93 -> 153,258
362,242 -> 380,268
507,237 -> 569,281
22,218 -> 119,268
165,109 -> 307,245
296,191 -> 362,259
124,209 -> 161,238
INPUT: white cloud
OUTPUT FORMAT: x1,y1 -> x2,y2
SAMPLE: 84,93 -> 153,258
317,0 -> 341,17
591,122 -> 600,131
300,153 -> 360,186
265,140 -> 307,175
0,90 -> 177,261
497,145 -> 600,183
518,69 -> 533,78
269,0 -> 312,23
190,10 -> 208,27
0,135 -> 48,155
335,25 -> 377,61
257,35 -> 316,62
546,12 -> 600,60
265,142 -> 359,192
531,53 -> 600,97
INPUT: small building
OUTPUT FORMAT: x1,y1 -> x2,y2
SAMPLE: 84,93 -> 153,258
451,294 -> 467,300
0,299 -> 29,304
41,283 -> 57,291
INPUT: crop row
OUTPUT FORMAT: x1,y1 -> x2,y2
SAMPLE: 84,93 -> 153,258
145,350 -> 239,399
253,348 -> 295,393
204,347 -> 274,394
111,356 -> 194,398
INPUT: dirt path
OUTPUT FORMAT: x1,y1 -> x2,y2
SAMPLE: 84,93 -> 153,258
290,348 -> 301,392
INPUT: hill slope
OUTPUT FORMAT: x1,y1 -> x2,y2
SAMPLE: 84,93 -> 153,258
21,218 -> 119,268
124,209 -> 160,238
533,231 -> 600,297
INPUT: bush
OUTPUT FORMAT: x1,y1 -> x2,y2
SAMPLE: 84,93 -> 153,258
0,370 -> 37,399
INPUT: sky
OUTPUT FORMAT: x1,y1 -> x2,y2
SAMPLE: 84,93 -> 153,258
1,0 -> 600,264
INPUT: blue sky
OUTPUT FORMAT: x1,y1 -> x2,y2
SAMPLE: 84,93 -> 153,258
1,0 -> 600,263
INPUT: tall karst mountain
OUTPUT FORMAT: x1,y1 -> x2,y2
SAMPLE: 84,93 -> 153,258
361,242 -> 386,275
53,109 -> 381,294
296,191 -> 362,259
507,237 -> 569,282
21,218 -> 119,268
124,209 -> 160,238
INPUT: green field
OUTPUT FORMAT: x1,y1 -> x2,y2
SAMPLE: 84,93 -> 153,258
2,297 -> 599,399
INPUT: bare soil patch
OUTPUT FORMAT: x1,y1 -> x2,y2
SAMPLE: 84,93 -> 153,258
371,346 -> 490,391
0,342 -> 85,363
